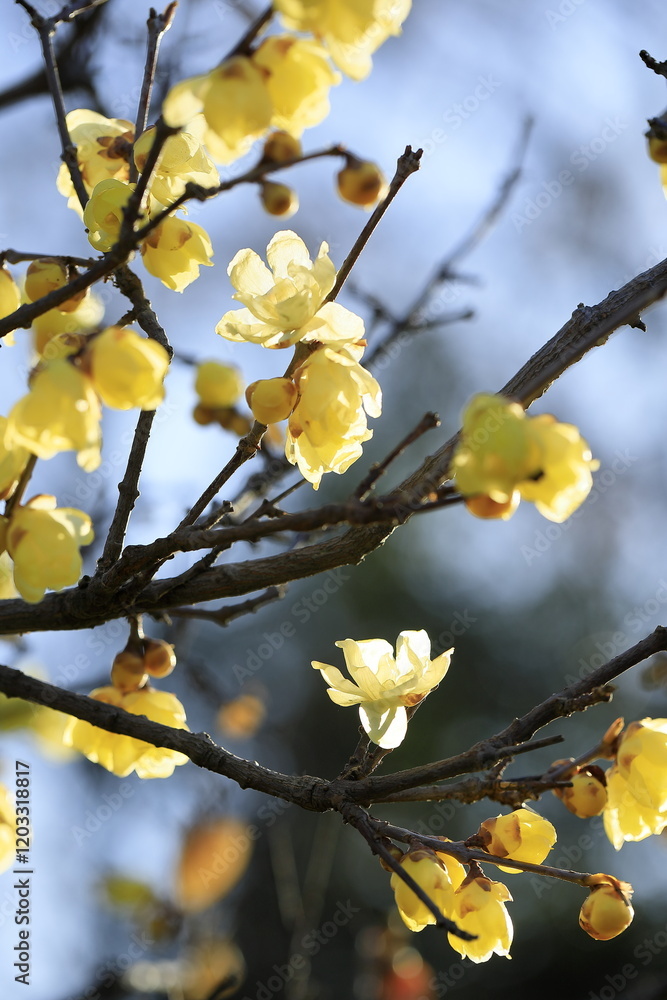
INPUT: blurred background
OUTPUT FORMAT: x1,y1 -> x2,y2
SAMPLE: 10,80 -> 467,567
1,0 -> 667,997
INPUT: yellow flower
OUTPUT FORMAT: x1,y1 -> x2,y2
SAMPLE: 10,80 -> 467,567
312,629 -> 452,748
0,266 -> 21,318
195,361 -> 244,409
337,159 -> 388,207
274,0 -> 412,80
24,258 -> 88,313
451,394 -> 597,523
134,123 -> 219,208
285,345 -> 380,488
615,718 -> 667,813
579,875 -> 634,941
5,495 -> 94,603
0,551 -> 18,599
162,57 -> 273,164
447,875 -> 513,963
83,178 -> 135,252
63,685 -> 189,778
85,326 -> 170,410
0,783 -> 16,874
253,36 -> 340,136
0,417 -> 30,500
57,108 -> 134,212
603,764 -> 667,850
246,377 -> 298,424
391,849 -> 465,932
141,215 -> 214,292
8,360 -> 102,471
478,807 -> 557,874
33,291 -> 104,360
216,230 -> 365,349
553,767 -> 608,819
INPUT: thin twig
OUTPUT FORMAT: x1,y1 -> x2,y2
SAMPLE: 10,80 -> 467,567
3,455 -> 38,519
131,2 -> 178,179
355,412 -> 440,500
167,586 -> 286,626
223,3 -> 273,59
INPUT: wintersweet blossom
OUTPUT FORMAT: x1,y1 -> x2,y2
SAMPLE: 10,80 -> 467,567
56,108 -> 134,211
478,807 -> 557,873
579,875 -> 634,941
163,57 -> 273,163
133,123 -> 219,208
285,344 -> 380,487
603,764 -> 667,850
63,686 -> 189,778
33,291 -> 104,360
141,216 -> 214,292
451,393 -> 597,523
83,178 -> 135,252
391,849 -> 466,932
447,875 -> 513,963
3,495 -> 94,603
0,417 -> 29,500
0,784 -> 16,874
615,718 -> 667,813
312,629 -> 453,748
195,362 -> 244,409
0,266 -> 21,319
274,0 -> 412,80
216,231 -> 365,349
85,326 -> 170,410
8,360 -> 102,471
253,36 -> 340,136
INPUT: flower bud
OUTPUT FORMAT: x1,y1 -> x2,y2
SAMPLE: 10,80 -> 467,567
464,494 -> 520,520
260,181 -> 299,218
217,409 -> 253,436
143,638 -> 176,678
246,378 -> 298,424
390,849 -> 457,931
580,875 -> 634,941
195,361 -> 244,409
553,765 -> 608,818
262,130 -> 302,163
337,159 -> 387,207
24,259 -> 88,313
478,807 -> 557,873
111,649 -> 148,693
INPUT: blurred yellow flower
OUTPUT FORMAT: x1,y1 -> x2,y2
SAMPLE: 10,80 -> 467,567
391,849 -> 465,932
163,57 -> 272,164
253,36 -> 340,136
57,108 -> 134,212
33,291 -> 104,360
86,326 -> 170,410
451,393 -> 597,523
5,495 -> 94,603
274,0 -> 412,80
285,345 -> 380,488
580,875 -> 634,941
312,629 -> 452,748
447,875 -> 513,963
8,360 -> 102,471
195,361 -> 244,409
0,266 -> 21,319
0,417 -> 30,500
141,216 -> 214,292
0,783 -> 16,874
83,178 -> 135,252
63,685 -> 189,778
0,551 -> 17,599
24,258 -> 87,314
478,807 -> 557,873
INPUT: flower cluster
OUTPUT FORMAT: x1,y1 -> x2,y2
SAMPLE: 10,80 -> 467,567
450,393 -> 598,522
215,230 -> 381,487
313,629 -> 452,748
602,718 -> 667,850
63,636 -> 187,779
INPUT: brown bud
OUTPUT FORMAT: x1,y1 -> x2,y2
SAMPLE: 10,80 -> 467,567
111,649 -> 148,693
143,638 -> 176,678
262,130 -> 302,163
